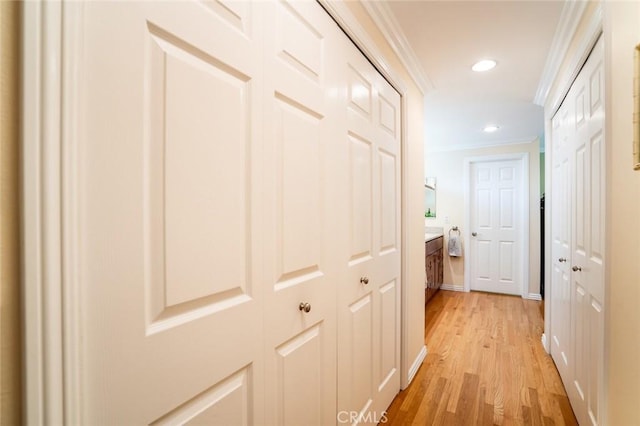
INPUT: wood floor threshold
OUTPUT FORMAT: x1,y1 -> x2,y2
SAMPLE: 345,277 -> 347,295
385,290 -> 578,425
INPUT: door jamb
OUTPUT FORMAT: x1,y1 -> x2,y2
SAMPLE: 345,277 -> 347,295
463,153 -> 530,297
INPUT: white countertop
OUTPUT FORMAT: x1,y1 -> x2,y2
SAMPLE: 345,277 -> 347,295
424,232 -> 443,242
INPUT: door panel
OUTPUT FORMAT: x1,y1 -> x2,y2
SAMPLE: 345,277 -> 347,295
262,1 -> 340,424
469,160 -> 522,295
81,2 -> 264,423
338,39 -> 402,424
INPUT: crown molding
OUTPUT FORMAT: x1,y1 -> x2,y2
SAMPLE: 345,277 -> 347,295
360,1 -> 434,96
534,1 -> 589,106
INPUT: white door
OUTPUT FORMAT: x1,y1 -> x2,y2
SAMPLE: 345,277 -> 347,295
75,1 -> 345,423
469,159 -> 524,295
337,39 -> 402,424
549,35 -> 605,426
79,1 -> 265,423
550,100 -> 572,385
261,1 -> 341,424
65,0 -> 404,423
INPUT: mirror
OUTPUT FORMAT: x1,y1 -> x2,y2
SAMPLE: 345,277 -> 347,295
424,177 -> 436,218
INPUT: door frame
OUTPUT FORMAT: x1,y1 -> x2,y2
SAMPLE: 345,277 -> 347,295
22,1 -> 415,423
463,153 -> 530,296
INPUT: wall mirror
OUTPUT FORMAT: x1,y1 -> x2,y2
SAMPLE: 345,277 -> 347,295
424,177 -> 436,218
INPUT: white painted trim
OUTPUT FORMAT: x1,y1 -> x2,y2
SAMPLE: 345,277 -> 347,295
22,1 -> 65,424
319,0 -> 407,95
463,153 -> 530,297
399,92 -> 411,390
541,333 -> 549,353
60,2 -> 84,423
440,284 -> 465,292
426,136 -> 539,154
524,293 -> 542,301
407,345 -> 427,385
546,4 -> 603,115
534,1 -> 589,106
360,1 -> 433,95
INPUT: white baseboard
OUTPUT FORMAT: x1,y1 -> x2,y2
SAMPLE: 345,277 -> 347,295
406,345 -> 427,387
524,293 -> 542,301
440,284 -> 465,292
541,333 -> 549,353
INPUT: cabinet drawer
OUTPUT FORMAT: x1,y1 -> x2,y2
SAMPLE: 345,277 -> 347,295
425,236 -> 443,254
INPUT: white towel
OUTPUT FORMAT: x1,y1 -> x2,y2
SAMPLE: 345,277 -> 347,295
448,235 -> 462,257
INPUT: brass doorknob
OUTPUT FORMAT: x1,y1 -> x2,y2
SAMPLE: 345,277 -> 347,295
472,232 -> 477,237
299,302 -> 311,313
360,277 -> 369,285
559,258 -> 567,263
572,266 -> 582,272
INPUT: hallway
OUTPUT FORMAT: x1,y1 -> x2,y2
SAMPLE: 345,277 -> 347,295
386,291 -> 578,425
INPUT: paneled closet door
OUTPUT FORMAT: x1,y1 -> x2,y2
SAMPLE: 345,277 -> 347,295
261,1 -> 342,424
78,2 -> 265,423
568,35 -> 605,426
549,35 -> 604,426
550,98 -> 573,387
337,38 -> 402,424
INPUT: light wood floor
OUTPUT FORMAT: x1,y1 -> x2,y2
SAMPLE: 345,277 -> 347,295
385,290 -> 578,425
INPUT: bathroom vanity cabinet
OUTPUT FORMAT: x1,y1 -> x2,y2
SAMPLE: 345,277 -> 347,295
425,236 -> 444,304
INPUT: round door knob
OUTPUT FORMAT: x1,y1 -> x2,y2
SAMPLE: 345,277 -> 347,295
360,277 -> 369,285
572,266 -> 582,272
299,302 -> 311,313
472,232 -> 477,237
559,258 -> 567,263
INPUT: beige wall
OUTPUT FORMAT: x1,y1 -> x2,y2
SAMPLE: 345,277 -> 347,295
344,2 -> 426,381
425,140 -> 541,296
604,2 -> 640,423
0,1 -> 22,424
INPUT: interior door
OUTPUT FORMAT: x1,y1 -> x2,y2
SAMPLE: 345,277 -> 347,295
79,1 -> 265,423
550,100 -> 572,386
549,35 -> 605,426
337,39 -> 402,424
568,35 -> 605,426
469,159 -> 523,295
261,1 -> 341,424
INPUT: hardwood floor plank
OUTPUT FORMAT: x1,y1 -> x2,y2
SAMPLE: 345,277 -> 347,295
384,291 -> 578,425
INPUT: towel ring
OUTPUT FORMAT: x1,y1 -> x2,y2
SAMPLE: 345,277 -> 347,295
449,227 -> 461,237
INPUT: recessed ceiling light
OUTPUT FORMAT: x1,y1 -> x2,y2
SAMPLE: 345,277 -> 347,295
472,59 -> 497,72
483,125 -> 499,133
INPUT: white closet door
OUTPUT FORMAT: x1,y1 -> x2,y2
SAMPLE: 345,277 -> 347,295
261,1 -> 341,424
568,36 -> 605,426
79,2 -> 264,423
549,35 -> 604,426
550,99 -> 573,386
337,39 -> 402,424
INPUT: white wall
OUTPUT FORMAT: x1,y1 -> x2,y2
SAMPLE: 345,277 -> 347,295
425,139 -> 541,297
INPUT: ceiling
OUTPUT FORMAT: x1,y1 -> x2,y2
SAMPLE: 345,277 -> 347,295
383,0 -> 566,152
